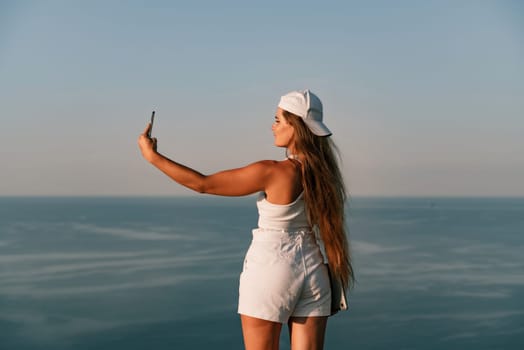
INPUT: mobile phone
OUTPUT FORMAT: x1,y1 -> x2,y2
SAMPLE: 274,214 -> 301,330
148,111 -> 155,138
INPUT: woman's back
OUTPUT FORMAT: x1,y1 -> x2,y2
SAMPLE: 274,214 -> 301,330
263,158 -> 303,205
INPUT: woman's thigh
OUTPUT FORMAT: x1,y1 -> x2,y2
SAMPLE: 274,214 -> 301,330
288,316 -> 328,350
240,314 -> 282,350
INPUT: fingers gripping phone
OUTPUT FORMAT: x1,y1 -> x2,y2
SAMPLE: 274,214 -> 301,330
148,111 -> 155,138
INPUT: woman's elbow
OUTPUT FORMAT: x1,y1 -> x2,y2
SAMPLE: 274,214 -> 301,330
193,177 -> 209,194
195,185 -> 207,194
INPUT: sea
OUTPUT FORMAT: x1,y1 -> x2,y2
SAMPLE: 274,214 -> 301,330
0,196 -> 523,350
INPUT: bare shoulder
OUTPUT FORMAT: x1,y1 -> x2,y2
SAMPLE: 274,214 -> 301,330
244,159 -> 299,185
244,159 -> 279,173
251,159 -> 279,167
233,159 -> 283,181
252,159 -> 296,175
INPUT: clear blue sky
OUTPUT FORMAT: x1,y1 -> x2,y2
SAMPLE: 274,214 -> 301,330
1,0 -> 522,196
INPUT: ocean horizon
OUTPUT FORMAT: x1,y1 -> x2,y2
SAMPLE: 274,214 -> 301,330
1,196 -> 523,349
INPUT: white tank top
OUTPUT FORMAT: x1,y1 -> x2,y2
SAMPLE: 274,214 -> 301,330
256,191 -> 310,231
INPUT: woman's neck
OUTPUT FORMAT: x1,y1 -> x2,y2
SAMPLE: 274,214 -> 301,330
286,150 -> 303,164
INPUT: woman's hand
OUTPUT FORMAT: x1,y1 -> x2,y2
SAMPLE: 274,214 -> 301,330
138,123 -> 158,162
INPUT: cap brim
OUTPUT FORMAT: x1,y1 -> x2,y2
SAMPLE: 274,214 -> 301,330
302,119 -> 332,136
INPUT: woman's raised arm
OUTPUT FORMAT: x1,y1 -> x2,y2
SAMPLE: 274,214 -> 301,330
138,123 -> 273,196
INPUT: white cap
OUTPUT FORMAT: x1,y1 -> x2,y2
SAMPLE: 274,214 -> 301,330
278,89 -> 332,136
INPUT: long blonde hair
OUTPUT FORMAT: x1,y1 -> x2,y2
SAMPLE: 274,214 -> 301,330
283,110 -> 355,289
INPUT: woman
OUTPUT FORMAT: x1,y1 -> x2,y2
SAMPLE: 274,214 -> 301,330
138,89 -> 354,350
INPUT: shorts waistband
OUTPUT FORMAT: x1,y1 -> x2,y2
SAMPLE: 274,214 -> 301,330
251,227 -> 314,242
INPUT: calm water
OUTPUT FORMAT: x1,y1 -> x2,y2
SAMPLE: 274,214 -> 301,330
0,196 -> 523,349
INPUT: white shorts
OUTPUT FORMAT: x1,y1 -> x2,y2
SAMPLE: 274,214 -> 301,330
238,228 -> 331,323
